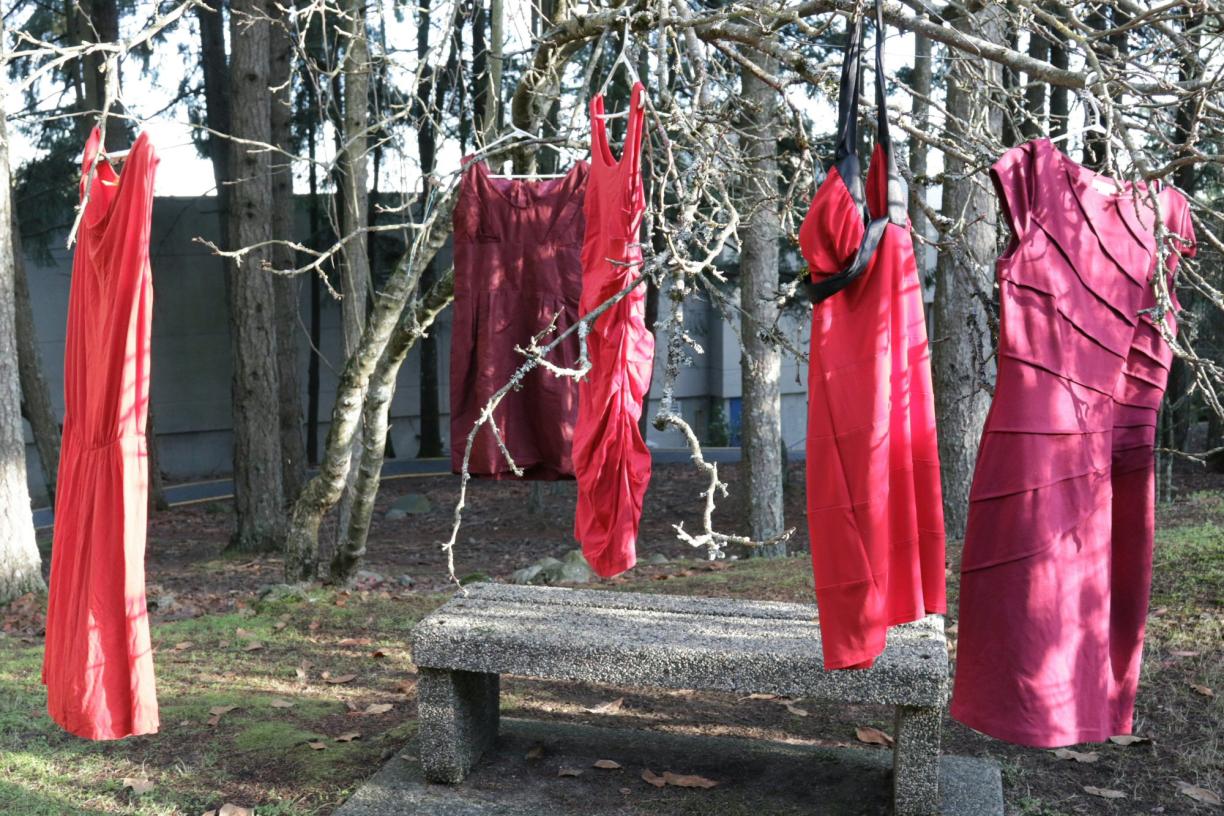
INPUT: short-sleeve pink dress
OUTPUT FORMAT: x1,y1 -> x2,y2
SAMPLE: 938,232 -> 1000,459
951,138 -> 1196,747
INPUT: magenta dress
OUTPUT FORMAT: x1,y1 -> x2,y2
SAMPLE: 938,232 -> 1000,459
951,138 -> 1196,747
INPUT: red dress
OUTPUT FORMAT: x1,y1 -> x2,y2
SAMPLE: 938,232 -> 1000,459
951,138 -> 1196,747
573,82 -> 654,578
42,127 -> 159,739
798,5 -> 946,670
449,158 -> 588,479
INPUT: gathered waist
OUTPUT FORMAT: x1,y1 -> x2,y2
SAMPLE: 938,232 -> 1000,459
62,428 -> 146,454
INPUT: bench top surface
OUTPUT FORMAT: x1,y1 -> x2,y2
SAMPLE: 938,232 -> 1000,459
410,583 -> 948,705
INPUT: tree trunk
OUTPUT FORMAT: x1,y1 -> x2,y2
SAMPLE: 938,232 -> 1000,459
738,52 -> 785,555
270,0 -> 306,504
0,61 -> 45,604
1049,20 -> 1069,141
1021,30 -> 1048,140
908,27 -> 932,283
415,0 -> 444,459
332,271 -> 454,583
332,0 -> 373,550
145,407 -> 169,511
283,189 -> 458,582
932,4 -> 1004,539
11,211 -> 60,505
227,0 -> 285,551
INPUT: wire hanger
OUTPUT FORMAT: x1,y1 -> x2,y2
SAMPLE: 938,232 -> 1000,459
1049,77 -> 1108,145
594,17 -> 644,119
466,125 -> 572,180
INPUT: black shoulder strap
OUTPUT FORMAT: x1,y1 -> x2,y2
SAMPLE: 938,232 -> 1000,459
874,0 -> 907,225
804,0 -> 904,304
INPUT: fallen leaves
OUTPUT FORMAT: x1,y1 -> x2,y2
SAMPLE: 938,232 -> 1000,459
339,637 -> 372,647
639,768 -> 718,789
307,740 -> 327,751
1175,781 -> 1223,806
121,777 -> 154,795
593,759 -> 622,770
558,767 -> 583,777
854,726 -> 895,747
207,705 -> 238,727
395,679 -> 418,696
364,703 -> 393,716
202,806 -> 253,816
1083,786 -> 1127,800
1052,748 -> 1100,764
525,744 -> 545,760
241,642 -> 264,652
661,771 -> 719,789
1189,683 -> 1215,698
322,672 -> 358,685
335,731 -> 362,743
172,641 -> 194,652
268,699 -> 295,709
1108,734 -> 1151,746
585,697 -> 624,715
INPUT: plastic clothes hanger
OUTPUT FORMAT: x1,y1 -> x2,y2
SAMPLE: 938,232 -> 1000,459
594,18 -> 645,120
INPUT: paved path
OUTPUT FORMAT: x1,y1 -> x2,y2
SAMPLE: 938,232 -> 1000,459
31,447 -> 778,531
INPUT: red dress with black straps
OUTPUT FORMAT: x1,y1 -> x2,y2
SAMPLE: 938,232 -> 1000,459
798,5 -> 946,670
42,127 -> 160,739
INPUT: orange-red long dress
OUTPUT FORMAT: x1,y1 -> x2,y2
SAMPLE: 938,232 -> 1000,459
41,127 -> 160,740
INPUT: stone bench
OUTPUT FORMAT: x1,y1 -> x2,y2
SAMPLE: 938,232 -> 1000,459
410,582 -> 950,816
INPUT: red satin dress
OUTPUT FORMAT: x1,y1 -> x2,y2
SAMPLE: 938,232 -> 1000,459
573,82 -> 654,578
951,138 -> 1197,747
799,7 -> 946,670
42,127 -> 160,739
449,158 -> 588,479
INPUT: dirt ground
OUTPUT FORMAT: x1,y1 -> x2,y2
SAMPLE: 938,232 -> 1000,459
8,458 -> 1222,815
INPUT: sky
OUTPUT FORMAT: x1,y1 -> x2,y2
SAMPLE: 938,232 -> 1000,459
6,0 -> 940,201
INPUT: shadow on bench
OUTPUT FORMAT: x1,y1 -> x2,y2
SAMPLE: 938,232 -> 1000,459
411,582 -> 949,816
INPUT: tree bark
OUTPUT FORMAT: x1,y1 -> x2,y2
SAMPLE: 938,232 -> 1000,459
738,51 -> 785,555
11,211 -> 59,505
932,4 -> 1004,540
332,271 -> 454,583
283,189 -> 457,582
415,0 -> 444,459
0,57 -> 46,603
227,0 -> 285,551
332,0 -> 373,547
1021,30 -> 1048,140
908,27 -> 931,283
270,0 -> 306,505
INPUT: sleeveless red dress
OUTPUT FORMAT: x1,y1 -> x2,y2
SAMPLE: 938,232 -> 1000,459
798,5 -> 946,670
449,158 -> 588,479
42,127 -> 160,739
951,138 -> 1196,747
573,82 -> 654,578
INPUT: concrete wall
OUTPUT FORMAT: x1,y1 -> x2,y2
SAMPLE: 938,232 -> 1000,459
20,196 -> 814,503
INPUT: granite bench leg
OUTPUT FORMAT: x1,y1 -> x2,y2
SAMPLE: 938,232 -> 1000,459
417,668 -> 500,784
891,704 -> 942,816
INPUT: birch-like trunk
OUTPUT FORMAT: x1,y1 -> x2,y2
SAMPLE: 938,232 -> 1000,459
738,52 -> 785,555
11,212 -> 59,505
282,191 -> 457,582
332,0 -> 373,549
332,271 -> 455,583
0,65 -> 45,604
932,5 -> 1004,539
227,0 -> 285,551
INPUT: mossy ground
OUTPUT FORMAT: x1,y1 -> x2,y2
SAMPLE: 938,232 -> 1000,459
1,468 -> 1218,814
